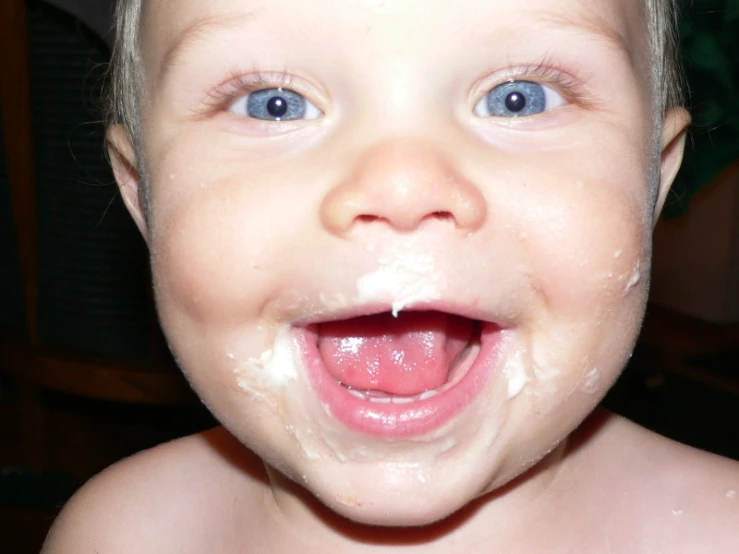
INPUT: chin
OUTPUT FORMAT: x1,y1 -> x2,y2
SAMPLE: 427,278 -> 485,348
290,452 -> 497,528
320,485 -> 472,528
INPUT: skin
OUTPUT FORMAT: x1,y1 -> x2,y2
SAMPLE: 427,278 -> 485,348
42,0 -> 739,552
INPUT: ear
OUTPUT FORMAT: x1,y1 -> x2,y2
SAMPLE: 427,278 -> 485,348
107,124 -> 149,241
653,107 -> 691,223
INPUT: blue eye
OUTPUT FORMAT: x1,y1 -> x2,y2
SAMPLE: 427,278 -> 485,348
230,87 -> 322,121
474,80 -> 566,118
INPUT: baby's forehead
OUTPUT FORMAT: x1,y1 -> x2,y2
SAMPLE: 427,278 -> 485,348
140,0 -> 650,75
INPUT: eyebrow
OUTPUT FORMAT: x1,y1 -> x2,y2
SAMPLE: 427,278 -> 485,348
536,10 -> 639,67
157,11 -> 259,86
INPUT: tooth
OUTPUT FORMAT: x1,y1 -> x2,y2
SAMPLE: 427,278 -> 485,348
419,390 -> 438,401
391,396 -> 413,404
369,396 -> 391,404
348,389 -> 367,400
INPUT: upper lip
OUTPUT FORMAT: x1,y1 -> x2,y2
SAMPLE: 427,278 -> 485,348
293,299 -> 512,328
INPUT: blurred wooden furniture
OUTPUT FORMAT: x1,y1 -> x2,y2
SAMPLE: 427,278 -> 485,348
639,305 -> 739,396
0,0 -> 195,473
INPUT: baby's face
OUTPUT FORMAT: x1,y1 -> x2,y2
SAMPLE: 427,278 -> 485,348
114,0 -> 686,525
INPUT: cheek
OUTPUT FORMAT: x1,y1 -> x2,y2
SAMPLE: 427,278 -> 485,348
147,171 -> 300,327
143,124 -> 348,327
509,169 -> 653,411
512,148 -> 653,320
531,202 -> 650,319
144,177 -> 310,420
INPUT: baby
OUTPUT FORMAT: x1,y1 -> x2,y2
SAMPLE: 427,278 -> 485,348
43,0 -> 739,552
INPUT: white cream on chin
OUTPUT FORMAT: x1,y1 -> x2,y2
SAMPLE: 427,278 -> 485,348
356,251 -> 443,316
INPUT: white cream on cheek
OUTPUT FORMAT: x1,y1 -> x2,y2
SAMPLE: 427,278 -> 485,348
504,331 -> 603,409
579,367 -> 600,394
230,335 -> 346,464
502,339 -> 604,402
599,255 -> 644,296
623,264 -> 642,295
232,326 -> 299,395
229,330 -> 336,463
530,342 -> 562,391
503,348 -> 529,399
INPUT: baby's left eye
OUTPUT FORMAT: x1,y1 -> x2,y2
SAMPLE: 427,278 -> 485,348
474,80 -> 566,118
229,87 -> 322,121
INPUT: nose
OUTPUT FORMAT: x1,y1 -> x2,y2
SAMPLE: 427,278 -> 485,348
319,139 -> 487,236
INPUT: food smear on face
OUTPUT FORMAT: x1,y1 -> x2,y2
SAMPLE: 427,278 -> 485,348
531,346 -> 561,385
580,367 -> 600,394
503,348 -> 529,398
233,326 -> 299,393
623,264 -> 642,295
356,251 -> 443,316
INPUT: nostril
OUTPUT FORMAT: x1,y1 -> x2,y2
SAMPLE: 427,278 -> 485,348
356,214 -> 383,224
353,211 -> 456,230
430,211 -> 454,222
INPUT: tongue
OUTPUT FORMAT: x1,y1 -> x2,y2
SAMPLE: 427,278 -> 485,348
317,312 -> 474,396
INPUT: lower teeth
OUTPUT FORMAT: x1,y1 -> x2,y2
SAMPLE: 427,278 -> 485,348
345,387 -> 439,403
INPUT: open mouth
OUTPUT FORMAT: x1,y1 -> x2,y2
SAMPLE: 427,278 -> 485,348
299,310 -> 500,437
317,311 -> 481,400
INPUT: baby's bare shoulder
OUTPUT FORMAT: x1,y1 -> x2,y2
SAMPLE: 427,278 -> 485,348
42,427 -> 268,554
577,412 -> 739,551
643,430 -> 739,550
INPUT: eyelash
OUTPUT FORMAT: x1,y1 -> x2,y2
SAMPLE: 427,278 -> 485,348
474,59 -> 588,107
201,70 -> 300,113
200,59 -> 589,117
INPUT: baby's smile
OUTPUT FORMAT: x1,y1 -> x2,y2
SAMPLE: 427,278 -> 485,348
302,309 -> 496,436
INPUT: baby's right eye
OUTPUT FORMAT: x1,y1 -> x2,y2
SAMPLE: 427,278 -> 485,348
229,87 -> 322,121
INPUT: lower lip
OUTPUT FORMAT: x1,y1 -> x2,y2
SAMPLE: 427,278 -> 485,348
297,324 -> 502,437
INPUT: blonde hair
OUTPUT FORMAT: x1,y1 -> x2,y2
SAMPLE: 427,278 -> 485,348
106,0 -> 685,161
108,0 -> 143,146
647,0 -> 685,112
